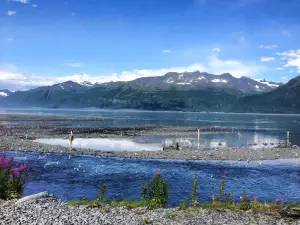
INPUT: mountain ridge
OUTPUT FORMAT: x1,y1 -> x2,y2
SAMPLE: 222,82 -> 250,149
1,71 -> 297,114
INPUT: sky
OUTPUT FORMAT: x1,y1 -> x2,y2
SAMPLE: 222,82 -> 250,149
0,0 -> 300,90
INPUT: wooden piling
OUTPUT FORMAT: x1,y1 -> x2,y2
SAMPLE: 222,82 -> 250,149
287,131 -> 290,148
197,129 -> 200,149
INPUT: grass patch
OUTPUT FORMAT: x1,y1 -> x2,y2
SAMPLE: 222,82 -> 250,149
178,200 -> 189,210
68,199 -> 148,209
164,211 -> 178,218
68,200 -> 92,206
109,199 -> 148,209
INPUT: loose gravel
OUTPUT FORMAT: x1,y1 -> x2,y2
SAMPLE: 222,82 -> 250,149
0,197 -> 298,225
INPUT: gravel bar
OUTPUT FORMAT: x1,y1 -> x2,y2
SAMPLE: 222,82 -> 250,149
0,197 -> 298,225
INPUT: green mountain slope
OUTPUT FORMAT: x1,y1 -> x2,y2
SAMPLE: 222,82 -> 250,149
230,76 -> 300,113
4,85 -> 243,112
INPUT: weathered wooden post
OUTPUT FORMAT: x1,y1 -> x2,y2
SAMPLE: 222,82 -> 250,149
287,131 -> 290,148
197,129 -> 200,149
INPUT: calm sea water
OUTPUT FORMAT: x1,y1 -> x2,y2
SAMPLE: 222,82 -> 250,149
8,151 -> 300,206
1,108 -> 300,147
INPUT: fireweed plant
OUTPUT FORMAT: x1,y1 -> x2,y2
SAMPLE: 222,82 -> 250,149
142,169 -> 169,209
0,150 -> 32,200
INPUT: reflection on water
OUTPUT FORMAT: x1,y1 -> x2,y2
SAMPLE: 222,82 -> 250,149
34,132 -> 285,151
34,138 -> 162,151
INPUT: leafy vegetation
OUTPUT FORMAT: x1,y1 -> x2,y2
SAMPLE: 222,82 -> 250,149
0,150 -> 32,200
142,170 -> 169,209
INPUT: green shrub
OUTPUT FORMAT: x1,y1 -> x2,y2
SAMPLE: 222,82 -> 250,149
95,184 -> 107,205
212,175 -> 234,207
179,200 -> 190,210
239,190 -> 250,211
142,170 -> 168,209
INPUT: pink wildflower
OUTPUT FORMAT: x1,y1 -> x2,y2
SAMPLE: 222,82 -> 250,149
18,164 -> 27,171
253,195 -> 258,201
154,169 -> 160,176
10,168 -> 20,177
276,196 -> 284,202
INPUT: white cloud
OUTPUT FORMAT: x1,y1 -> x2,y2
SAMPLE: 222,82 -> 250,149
32,4 -> 38,7
11,0 -> 29,3
162,50 -> 171,53
276,49 -> 300,73
260,57 -> 276,62
7,38 -> 13,41
276,67 -> 284,70
208,57 -> 264,77
288,70 -> 294,74
0,49 -> 266,90
281,76 -> 288,80
66,63 -> 81,68
0,71 -> 25,81
259,45 -> 278,49
7,11 -> 16,16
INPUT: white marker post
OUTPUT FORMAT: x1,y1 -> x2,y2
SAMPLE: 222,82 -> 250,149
197,129 -> 200,149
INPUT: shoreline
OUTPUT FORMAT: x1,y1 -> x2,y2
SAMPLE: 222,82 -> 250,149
0,114 -> 299,161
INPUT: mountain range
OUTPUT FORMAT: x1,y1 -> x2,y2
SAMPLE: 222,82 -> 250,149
1,71 -> 298,113
90,71 -> 282,93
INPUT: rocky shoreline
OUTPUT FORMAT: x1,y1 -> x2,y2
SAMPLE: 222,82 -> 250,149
0,194 -> 298,225
0,114 -> 299,161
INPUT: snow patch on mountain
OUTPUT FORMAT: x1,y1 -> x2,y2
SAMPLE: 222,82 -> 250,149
212,79 -> 227,83
259,81 -> 280,88
0,92 -> 8,97
177,82 -> 192,85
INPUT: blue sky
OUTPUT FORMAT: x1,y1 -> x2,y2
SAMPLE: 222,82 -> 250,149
0,0 -> 300,90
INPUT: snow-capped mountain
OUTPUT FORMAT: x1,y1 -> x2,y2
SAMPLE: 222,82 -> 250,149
52,81 -> 88,92
45,72 -> 281,94
94,71 -> 281,93
0,89 -> 12,97
257,79 -> 282,88
4,72 -> 282,106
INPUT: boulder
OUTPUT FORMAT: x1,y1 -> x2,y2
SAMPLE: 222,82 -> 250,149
15,192 -> 57,205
